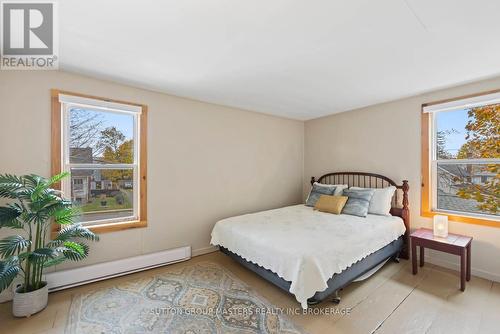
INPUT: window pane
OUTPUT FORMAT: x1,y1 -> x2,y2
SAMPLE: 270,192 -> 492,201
436,104 -> 500,159
69,108 -> 134,164
70,168 -> 135,224
437,163 -> 499,216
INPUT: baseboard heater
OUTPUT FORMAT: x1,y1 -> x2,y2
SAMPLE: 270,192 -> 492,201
45,246 -> 191,292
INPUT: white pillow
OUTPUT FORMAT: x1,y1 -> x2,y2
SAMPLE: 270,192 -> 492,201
350,186 -> 396,216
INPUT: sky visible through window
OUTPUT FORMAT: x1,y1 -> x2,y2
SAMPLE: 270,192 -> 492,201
69,107 -> 134,163
436,108 -> 468,157
83,108 -> 134,140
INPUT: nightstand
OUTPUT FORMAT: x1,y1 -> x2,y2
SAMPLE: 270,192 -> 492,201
410,228 -> 472,291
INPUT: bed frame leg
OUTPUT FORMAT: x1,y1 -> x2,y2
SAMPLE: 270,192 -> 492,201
307,298 -> 321,306
331,290 -> 341,304
392,252 -> 401,263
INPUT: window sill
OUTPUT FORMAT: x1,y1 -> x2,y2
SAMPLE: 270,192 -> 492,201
421,210 -> 499,228
86,220 -> 147,234
51,220 -> 147,238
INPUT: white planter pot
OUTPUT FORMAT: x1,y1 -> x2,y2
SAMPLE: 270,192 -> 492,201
13,282 -> 48,317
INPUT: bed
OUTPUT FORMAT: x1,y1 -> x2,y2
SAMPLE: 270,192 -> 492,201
211,172 -> 410,308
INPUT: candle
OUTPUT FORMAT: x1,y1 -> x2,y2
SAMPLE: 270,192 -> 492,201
433,215 -> 448,238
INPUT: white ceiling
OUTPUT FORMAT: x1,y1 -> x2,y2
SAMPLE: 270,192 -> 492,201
60,0 -> 500,120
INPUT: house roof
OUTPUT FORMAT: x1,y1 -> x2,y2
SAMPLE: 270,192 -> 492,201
437,189 -> 499,217
70,148 -> 94,177
70,148 -> 93,163
438,164 -> 470,177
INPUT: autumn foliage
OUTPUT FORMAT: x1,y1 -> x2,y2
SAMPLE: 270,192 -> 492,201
456,104 -> 499,214
101,139 -> 133,183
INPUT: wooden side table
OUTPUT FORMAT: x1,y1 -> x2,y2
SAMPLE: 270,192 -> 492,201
410,228 -> 472,291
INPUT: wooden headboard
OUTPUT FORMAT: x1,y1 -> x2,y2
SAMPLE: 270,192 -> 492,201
311,172 -> 410,260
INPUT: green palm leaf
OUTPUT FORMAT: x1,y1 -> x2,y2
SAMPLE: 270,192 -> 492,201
42,256 -> 67,268
0,174 -> 24,185
58,241 -> 89,261
3,255 -> 20,270
31,183 -> 48,202
0,205 -> 23,228
0,261 -> 20,291
0,236 -> 31,257
0,174 -> 25,199
32,200 -> 67,224
29,194 -> 58,213
20,174 -> 40,188
53,207 -> 80,225
47,172 -> 69,187
28,248 -> 57,263
16,252 -> 29,261
51,224 -> 99,244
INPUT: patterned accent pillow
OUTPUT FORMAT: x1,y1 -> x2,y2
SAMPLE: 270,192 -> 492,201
306,183 -> 337,207
342,188 -> 376,217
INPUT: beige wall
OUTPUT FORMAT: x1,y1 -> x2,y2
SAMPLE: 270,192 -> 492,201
0,70 -> 498,286
0,71 -> 304,270
305,76 -> 500,282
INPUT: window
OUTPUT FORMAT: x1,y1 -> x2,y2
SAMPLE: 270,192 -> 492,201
422,91 -> 499,226
72,178 -> 84,190
52,90 -> 147,233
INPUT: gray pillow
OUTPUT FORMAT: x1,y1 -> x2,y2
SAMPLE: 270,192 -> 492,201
342,188 -> 376,217
306,183 -> 337,207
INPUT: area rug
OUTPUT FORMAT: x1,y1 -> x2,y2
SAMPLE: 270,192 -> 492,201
66,261 -> 305,333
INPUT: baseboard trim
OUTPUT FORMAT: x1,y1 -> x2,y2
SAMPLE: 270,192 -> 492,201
46,246 -> 192,292
192,245 -> 219,257
1,246 -> 192,304
424,255 -> 500,283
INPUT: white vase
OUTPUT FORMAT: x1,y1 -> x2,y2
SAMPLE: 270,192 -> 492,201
12,282 -> 48,317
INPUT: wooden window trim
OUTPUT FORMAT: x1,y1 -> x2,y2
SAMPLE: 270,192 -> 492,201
51,89 -> 147,235
421,89 -> 500,228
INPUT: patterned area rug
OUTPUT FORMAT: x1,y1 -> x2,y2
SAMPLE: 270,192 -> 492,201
66,261 -> 305,333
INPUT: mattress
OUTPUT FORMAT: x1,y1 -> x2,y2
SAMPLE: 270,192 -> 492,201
210,204 -> 406,308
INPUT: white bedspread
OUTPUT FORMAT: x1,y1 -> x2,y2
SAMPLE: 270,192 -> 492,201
210,205 -> 406,309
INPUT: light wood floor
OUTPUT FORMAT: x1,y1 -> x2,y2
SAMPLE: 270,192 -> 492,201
1,251 -> 499,334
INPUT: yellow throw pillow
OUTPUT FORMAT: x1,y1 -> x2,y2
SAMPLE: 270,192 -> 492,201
314,195 -> 348,214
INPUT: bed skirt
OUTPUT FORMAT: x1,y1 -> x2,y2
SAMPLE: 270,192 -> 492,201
220,236 -> 403,304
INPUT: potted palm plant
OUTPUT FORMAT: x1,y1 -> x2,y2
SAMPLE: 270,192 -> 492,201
0,173 -> 99,317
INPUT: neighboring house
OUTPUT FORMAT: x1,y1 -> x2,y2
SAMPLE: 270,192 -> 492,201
70,147 -> 117,203
437,164 -> 496,215
118,180 -> 133,189
438,164 -> 495,192
471,170 -> 496,185
437,164 -> 469,195
70,148 -> 93,203
92,177 -> 114,190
